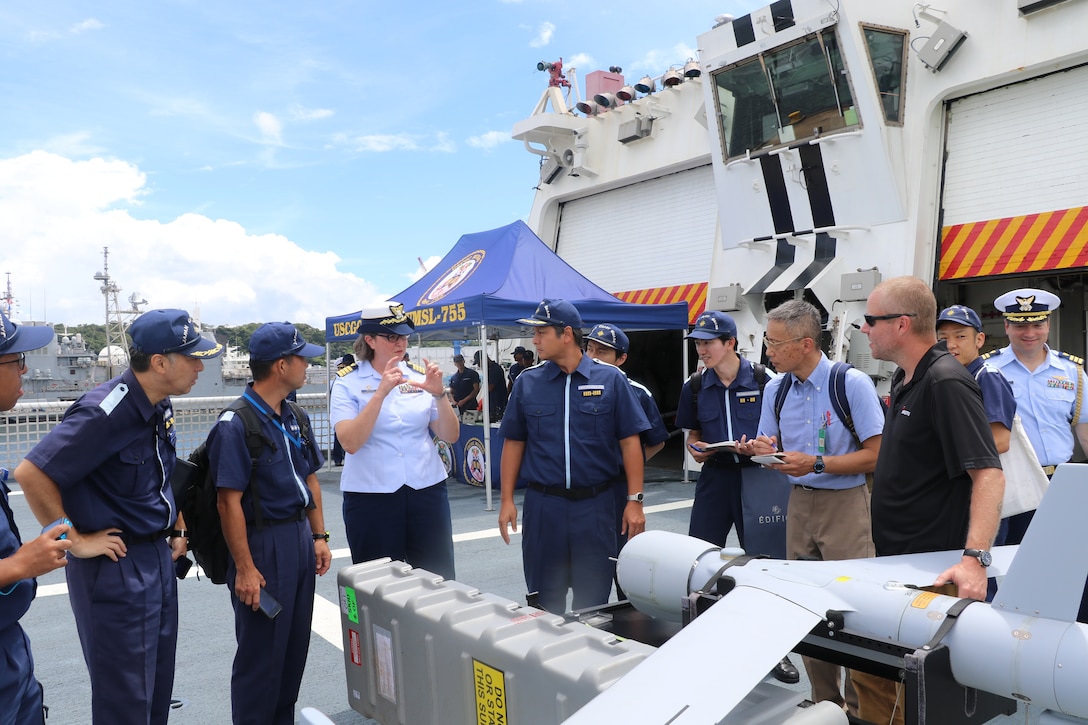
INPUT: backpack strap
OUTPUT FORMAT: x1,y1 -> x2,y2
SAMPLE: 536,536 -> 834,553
828,362 -> 861,448
223,398 -> 275,530
772,374 -> 793,424
687,369 -> 703,416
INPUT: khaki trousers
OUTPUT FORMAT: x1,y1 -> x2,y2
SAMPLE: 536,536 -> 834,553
786,484 -> 875,714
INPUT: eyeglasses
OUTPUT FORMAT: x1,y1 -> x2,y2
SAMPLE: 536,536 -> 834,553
863,313 -> 916,327
0,353 -> 26,369
372,333 -> 408,343
762,335 -> 805,348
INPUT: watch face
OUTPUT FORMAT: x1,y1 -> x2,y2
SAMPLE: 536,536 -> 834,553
979,551 -> 993,567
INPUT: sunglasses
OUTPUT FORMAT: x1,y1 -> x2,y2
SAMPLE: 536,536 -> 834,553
863,313 -> 916,327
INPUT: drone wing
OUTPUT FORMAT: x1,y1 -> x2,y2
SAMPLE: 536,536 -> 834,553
563,586 -> 821,724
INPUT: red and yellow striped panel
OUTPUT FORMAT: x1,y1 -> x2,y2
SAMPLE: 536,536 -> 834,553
940,206 -> 1088,280
614,283 -> 707,324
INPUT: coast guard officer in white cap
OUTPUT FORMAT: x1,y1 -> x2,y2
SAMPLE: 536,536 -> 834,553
984,288 -> 1088,549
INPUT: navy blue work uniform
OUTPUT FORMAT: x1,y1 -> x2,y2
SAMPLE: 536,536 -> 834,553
23,369 -> 179,725
484,358 -> 509,418
500,355 -> 649,614
0,471 -> 43,725
676,360 -> 764,548
612,378 -> 669,555
208,388 -> 323,725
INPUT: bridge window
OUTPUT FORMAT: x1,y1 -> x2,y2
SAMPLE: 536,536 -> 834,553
861,24 -> 908,125
712,27 -> 858,159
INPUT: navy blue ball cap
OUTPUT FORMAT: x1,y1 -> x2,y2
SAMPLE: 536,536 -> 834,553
937,305 -> 983,332
516,298 -> 583,330
0,308 -> 54,355
129,309 -> 223,358
512,346 -> 527,357
249,322 -> 324,361
587,323 -> 629,354
358,302 -> 415,336
686,310 -> 737,340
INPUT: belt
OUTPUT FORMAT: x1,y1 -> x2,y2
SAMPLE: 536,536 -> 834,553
1043,465 -> 1057,477
526,481 -> 613,501
248,509 -> 307,527
115,530 -> 169,545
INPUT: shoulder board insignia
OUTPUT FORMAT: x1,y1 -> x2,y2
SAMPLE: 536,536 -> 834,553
408,361 -> 426,375
98,382 -> 130,415
1057,351 -> 1085,365
337,362 -> 358,377
980,349 -> 1002,360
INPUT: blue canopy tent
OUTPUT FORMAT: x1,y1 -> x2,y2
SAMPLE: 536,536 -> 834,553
325,220 -> 689,341
324,220 -> 690,506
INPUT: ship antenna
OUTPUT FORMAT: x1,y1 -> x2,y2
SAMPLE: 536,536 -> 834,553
92,246 -> 143,378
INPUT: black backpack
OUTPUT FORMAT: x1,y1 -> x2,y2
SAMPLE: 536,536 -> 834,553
174,397 -> 312,584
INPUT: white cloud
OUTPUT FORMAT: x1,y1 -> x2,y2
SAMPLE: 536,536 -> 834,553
331,132 -> 456,154
565,53 -> 594,72
467,131 -> 509,150
529,22 -> 555,48
431,132 -> 456,153
39,131 -> 106,158
0,152 -> 378,326
408,256 -> 443,283
70,19 -> 104,35
289,105 -> 334,122
630,43 -> 698,75
254,111 -> 284,145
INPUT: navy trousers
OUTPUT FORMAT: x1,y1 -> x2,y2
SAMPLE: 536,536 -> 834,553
227,519 -> 316,725
343,482 -> 455,580
67,541 -> 177,725
521,487 -> 616,614
688,465 -> 746,549
0,624 -> 43,725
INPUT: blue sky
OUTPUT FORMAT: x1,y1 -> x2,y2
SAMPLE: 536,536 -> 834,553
0,0 -> 762,327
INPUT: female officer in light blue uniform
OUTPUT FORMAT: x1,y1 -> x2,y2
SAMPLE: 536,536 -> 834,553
0,309 -> 69,725
330,303 -> 460,578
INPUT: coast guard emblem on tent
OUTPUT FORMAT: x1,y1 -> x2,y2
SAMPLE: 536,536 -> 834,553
418,250 -> 485,306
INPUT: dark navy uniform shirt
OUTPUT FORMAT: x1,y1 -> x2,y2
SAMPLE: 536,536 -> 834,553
207,388 -> 323,523
500,354 -> 650,488
675,358 -> 766,464
0,472 -> 34,630
966,357 -> 1016,431
24,368 -> 178,538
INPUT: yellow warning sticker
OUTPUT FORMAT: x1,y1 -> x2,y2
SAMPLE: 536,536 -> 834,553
473,658 -> 508,725
911,591 -> 938,609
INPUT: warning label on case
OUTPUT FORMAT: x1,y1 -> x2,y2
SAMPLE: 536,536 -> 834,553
473,658 -> 507,725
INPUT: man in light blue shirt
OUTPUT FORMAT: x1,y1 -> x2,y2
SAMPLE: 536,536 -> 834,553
739,300 -> 883,716
984,288 -> 1088,546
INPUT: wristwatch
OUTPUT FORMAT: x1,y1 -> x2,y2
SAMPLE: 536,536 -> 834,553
313,531 -> 330,542
812,455 -> 825,474
626,492 -> 644,503
963,548 -> 992,567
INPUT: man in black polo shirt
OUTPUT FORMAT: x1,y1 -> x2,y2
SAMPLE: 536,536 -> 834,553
854,276 -> 1004,725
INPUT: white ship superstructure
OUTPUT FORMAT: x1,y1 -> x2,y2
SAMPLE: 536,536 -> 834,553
516,0 -> 1088,392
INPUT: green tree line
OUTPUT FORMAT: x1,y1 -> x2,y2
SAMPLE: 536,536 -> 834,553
56,322 -> 354,359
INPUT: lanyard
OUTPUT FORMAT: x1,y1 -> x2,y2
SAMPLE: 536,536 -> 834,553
243,390 -> 304,451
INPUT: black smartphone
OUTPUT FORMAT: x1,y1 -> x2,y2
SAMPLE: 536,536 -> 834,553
175,556 -> 193,580
258,588 -> 282,619
42,516 -> 72,540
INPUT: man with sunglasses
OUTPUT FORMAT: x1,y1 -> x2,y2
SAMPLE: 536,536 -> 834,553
738,299 -> 882,716
854,278 -> 1003,725
207,322 -> 330,724
16,309 -> 223,725
0,308 -> 71,725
